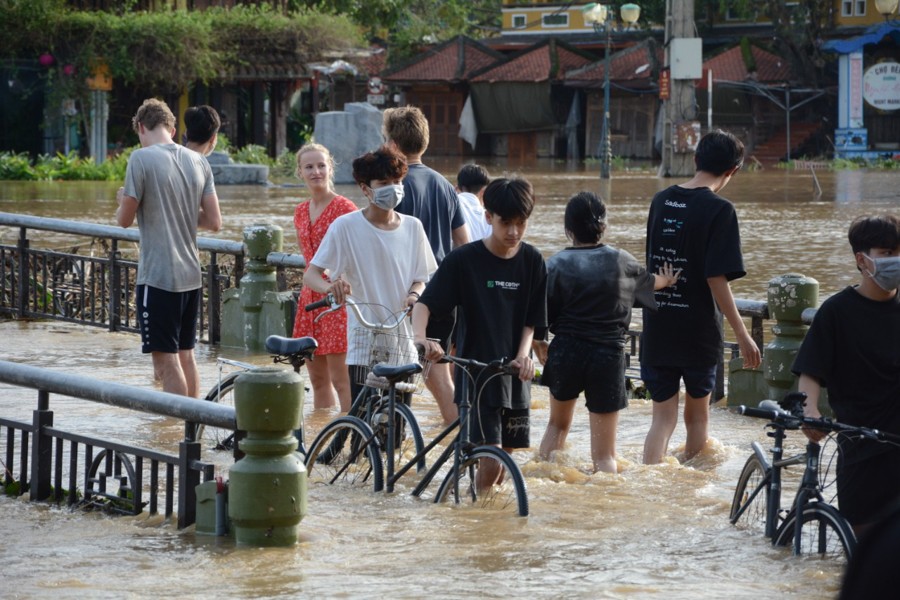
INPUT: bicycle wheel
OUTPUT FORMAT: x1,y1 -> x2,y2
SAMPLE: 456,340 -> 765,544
773,502 -> 856,560
434,446 -> 529,516
196,371 -> 242,450
372,400 -> 426,474
304,416 -> 384,492
729,454 -> 770,535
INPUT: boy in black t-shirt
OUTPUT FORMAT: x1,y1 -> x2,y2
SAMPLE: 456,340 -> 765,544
792,214 -> 900,536
414,177 -> 547,491
641,130 -> 761,465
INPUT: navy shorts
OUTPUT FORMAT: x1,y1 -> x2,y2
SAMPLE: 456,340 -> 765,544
640,363 -> 717,402
136,285 -> 200,354
542,335 -> 627,414
471,403 -> 530,449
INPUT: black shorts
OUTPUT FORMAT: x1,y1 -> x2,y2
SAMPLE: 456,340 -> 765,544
541,335 -> 627,414
470,403 -> 530,449
136,285 -> 200,354
640,363 -> 717,402
426,308 -> 456,351
837,447 -> 900,527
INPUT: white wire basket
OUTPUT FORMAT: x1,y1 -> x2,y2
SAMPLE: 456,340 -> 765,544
352,327 -> 429,393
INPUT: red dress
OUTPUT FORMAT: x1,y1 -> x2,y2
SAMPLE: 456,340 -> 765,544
293,195 -> 358,354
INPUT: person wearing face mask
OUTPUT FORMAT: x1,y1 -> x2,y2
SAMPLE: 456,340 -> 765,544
302,145 -> 437,404
792,214 -> 900,538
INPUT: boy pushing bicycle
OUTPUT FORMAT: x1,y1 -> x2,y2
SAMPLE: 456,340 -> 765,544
792,214 -> 900,537
413,177 -> 547,492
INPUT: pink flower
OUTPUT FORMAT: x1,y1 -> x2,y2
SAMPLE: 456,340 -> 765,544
63,64 -> 76,76
39,53 -> 55,67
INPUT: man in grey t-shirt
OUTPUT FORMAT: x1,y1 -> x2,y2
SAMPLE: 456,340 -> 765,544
116,98 -> 221,398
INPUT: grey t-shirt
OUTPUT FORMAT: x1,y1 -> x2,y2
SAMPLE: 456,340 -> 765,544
395,163 -> 464,265
123,143 -> 215,292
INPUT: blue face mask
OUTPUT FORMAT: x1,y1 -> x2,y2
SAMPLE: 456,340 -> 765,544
370,184 -> 404,210
865,255 -> 900,292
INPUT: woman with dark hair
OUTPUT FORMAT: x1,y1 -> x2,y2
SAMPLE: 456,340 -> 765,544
535,191 -> 679,473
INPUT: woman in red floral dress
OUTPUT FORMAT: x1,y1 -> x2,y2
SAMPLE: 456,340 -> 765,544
293,143 -> 358,411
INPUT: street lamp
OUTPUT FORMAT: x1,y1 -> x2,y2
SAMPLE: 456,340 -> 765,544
874,0 -> 899,21
583,3 -> 641,179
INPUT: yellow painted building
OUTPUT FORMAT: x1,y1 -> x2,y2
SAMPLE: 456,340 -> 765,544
501,1 -> 597,35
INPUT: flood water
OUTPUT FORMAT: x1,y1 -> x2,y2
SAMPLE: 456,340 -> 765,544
1,161 -> 898,598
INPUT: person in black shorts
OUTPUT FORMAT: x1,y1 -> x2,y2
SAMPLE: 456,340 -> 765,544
413,177 -> 546,491
535,192 -> 679,473
792,214 -> 900,536
640,130 -> 761,464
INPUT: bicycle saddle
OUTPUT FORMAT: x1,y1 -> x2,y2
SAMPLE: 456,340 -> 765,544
371,362 -> 423,381
265,335 -> 318,356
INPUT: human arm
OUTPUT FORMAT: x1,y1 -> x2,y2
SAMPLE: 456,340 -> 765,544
798,373 -> 827,442
509,325 -> 535,382
411,301 -> 443,361
406,281 -> 426,310
652,262 -> 681,290
708,275 -> 761,369
452,223 -> 469,248
197,192 -> 221,232
304,263 -> 350,304
115,187 -> 138,228
532,339 -> 549,366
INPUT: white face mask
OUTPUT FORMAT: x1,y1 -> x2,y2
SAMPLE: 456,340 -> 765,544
370,184 -> 404,210
864,255 -> 900,291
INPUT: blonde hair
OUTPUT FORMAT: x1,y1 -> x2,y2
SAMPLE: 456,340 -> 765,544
295,142 -> 336,189
382,106 -> 429,156
132,98 -> 176,134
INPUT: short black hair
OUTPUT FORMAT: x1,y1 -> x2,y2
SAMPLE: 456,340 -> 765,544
565,191 -> 607,245
184,105 -> 220,144
848,214 -> 900,254
457,163 -> 490,194
352,145 -> 408,186
694,129 -> 744,176
483,177 -> 534,220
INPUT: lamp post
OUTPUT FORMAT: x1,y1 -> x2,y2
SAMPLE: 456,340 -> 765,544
874,0 -> 899,21
583,2 -> 641,179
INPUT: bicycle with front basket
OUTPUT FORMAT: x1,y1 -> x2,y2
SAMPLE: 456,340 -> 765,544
730,391 -> 900,560
300,294 -> 427,491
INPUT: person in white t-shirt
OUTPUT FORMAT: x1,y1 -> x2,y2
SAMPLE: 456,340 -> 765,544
456,163 -> 492,242
302,145 -> 437,403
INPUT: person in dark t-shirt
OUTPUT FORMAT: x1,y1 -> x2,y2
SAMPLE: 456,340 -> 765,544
535,192 -> 679,474
641,130 -> 761,465
792,214 -> 900,536
413,177 -> 546,492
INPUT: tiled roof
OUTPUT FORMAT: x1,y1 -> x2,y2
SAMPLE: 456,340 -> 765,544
704,45 -> 791,83
565,40 -> 661,87
470,40 -> 594,83
382,36 -> 504,83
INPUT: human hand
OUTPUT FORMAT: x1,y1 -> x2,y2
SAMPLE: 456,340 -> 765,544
509,354 -> 534,382
532,340 -> 549,365
738,331 -> 761,370
658,262 -> 682,287
801,424 -> 827,443
329,277 -> 351,305
415,337 -> 444,362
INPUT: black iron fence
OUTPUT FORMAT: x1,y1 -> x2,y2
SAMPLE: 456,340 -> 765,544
0,360 -> 234,529
0,212 -> 245,344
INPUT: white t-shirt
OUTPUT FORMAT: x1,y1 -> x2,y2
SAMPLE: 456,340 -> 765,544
458,192 -> 492,241
310,210 -> 437,366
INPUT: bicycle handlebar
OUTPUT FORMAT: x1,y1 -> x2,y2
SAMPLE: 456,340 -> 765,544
736,400 -> 900,444
305,293 -> 410,330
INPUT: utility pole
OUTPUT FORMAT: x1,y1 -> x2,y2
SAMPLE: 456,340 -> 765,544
660,0 -> 698,177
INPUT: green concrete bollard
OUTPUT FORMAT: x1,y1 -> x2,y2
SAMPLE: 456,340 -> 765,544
228,368 -> 307,547
221,223 -> 297,350
763,273 -> 819,406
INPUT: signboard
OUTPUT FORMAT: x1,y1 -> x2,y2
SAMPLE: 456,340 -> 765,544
367,77 -> 384,95
863,61 -> 900,111
367,94 -> 385,105
850,53 -> 864,125
673,120 -> 701,153
659,68 -> 670,100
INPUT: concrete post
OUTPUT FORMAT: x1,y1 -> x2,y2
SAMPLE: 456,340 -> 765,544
228,368 -> 307,546
763,273 -> 819,404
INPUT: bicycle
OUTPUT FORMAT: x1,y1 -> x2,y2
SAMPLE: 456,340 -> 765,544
196,333 -> 385,491
399,352 -> 529,517
730,391 -> 900,560
300,294 -> 426,491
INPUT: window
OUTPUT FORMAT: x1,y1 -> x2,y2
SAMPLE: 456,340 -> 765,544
841,0 -> 866,16
512,14 -> 526,29
542,13 -> 568,28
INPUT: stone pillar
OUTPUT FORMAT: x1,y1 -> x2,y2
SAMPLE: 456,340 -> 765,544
313,102 -> 384,183
763,273 -> 819,404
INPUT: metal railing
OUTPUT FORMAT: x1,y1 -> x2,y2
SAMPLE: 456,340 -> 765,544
0,212 -> 245,344
0,359 -> 234,529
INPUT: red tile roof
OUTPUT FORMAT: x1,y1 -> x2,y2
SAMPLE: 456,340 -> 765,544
566,40 -> 661,86
704,45 -> 791,83
383,36 -> 503,83
470,40 -> 593,83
